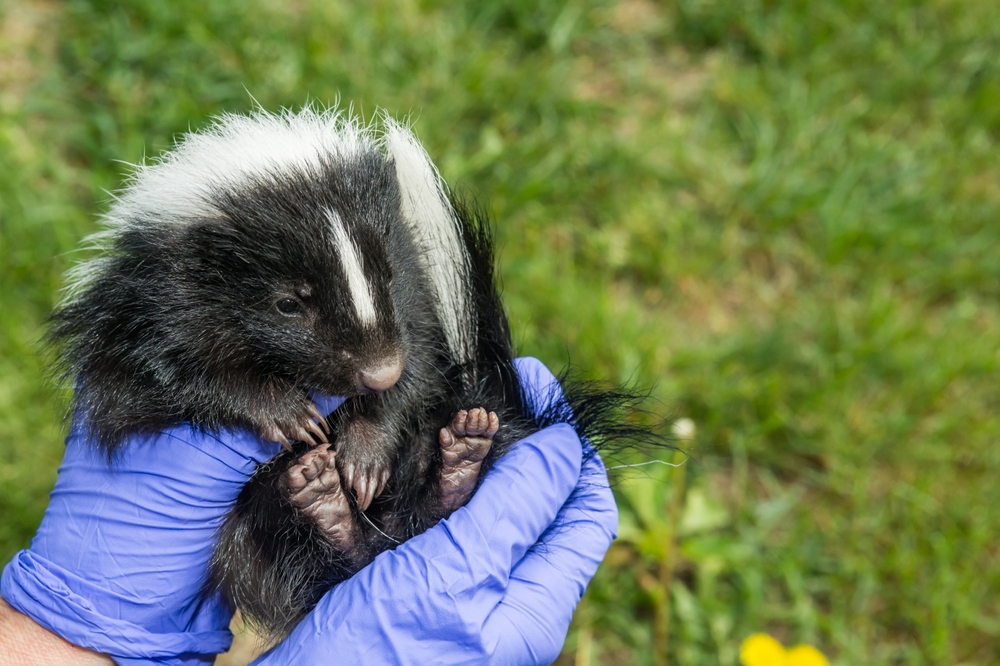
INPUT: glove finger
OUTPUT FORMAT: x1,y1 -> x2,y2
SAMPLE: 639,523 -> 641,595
442,424 -> 583,580
405,421 -> 583,604
485,448 -> 617,665
513,356 -> 562,415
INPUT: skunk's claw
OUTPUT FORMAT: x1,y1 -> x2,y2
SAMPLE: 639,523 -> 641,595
307,402 -> 331,434
338,461 -> 389,512
356,475 -> 373,512
341,463 -> 356,499
263,400 -> 331,448
352,468 -> 385,512
376,469 -> 390,497
304,418 -> 329,445
261,423 -> 293,450
290,425 -> 316,447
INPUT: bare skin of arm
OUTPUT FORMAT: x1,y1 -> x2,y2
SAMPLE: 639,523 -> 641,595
0,598 -> 114,666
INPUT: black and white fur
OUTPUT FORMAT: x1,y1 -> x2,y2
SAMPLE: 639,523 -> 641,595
48,108 -> 662,641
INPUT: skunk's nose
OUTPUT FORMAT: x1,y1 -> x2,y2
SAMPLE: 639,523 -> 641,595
357,358 -> 402,393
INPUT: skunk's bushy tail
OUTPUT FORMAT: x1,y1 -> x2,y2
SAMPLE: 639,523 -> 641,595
536,371 -> 671,465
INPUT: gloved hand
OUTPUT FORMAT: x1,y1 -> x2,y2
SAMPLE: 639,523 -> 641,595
1,358 -> 617,665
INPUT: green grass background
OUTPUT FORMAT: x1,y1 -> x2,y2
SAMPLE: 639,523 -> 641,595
2,0 -> 999,664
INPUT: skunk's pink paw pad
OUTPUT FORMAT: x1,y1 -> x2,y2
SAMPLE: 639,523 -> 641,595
285,443 -> 353,547
438,408 -> 498,512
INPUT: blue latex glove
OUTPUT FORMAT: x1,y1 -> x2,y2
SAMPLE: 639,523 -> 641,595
2,358 -> 617,665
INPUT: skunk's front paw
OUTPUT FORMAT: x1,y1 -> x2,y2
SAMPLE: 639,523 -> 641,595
260,401 -> 331,449
336,418 -> 393,512
438,408 -> 498,513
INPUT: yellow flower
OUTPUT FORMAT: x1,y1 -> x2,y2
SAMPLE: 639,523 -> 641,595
739,634 -> 830,666
787,644 -> 830,666
740,633 -> 787,666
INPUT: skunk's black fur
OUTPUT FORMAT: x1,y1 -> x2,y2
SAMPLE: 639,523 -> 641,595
47,109 -> 666,641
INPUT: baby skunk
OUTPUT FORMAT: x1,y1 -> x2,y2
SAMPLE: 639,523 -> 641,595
48,107 -> 661,640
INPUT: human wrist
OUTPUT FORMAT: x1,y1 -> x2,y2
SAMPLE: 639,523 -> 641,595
0,597 -> 114,666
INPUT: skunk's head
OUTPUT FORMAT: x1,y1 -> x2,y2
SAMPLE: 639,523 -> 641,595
169,149 -> 411,397
50,108 -> 472,447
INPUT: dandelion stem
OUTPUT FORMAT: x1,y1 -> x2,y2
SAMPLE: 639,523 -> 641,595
574,619 -> 593,666
656,448 -> 687,666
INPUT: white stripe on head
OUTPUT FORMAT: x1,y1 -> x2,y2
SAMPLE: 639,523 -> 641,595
326,208 -> 378,327
381,118 -> 473,364
64,105 -> 376,301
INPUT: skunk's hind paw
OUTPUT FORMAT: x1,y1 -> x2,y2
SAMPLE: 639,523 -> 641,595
285,444 -> 355,549
438,408 -> 498,512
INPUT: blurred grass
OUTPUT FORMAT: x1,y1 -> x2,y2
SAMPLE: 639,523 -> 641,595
2,0 -> 999,664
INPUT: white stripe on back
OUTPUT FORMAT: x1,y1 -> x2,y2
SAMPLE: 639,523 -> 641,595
382,119 -> 473,364
326,208 -> 378,327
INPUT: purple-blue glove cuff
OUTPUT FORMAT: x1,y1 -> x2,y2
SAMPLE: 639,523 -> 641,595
2,550 -> 228,660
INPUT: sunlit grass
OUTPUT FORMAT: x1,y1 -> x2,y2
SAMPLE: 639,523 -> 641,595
2,1 -> 999,664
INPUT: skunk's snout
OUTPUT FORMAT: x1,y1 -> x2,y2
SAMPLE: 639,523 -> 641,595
356,356 -> 403,393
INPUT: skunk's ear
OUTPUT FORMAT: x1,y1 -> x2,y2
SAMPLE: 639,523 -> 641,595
189,224 -> 291,295
381,120 -> 473,364
180,218 -> 242,252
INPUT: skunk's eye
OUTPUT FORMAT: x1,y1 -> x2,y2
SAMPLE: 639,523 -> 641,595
276,298 -> 303,316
